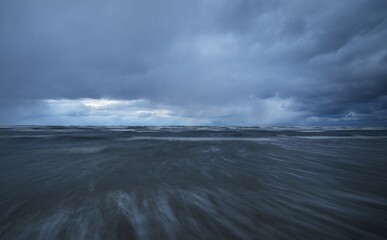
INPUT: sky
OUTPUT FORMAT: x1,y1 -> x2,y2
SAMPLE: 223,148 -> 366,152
0,0 -> 387,126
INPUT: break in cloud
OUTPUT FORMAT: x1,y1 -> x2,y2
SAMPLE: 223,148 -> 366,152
0,0 -> 386,125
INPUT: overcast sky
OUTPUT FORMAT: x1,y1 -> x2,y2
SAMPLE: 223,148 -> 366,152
1,0 -> 386,125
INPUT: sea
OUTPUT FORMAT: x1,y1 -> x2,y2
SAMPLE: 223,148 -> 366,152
0,126 -> 386,240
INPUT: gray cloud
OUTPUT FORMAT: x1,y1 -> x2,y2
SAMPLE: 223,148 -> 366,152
0,0 -> 386,125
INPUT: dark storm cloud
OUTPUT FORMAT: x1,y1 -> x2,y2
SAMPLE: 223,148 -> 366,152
0,0 -> 386,125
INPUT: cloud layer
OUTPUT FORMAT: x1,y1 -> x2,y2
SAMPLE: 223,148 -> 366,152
1,0 -> 386,125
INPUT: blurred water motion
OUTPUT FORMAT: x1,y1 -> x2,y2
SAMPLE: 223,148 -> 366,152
0,126 -> 386,239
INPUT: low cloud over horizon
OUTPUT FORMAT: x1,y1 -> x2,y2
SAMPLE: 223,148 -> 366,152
1,0 -> 387,125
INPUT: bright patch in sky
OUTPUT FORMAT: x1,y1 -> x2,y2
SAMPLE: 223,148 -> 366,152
32,97 -> 303,126
41,99 -> 176,125
81,99 -> 122,108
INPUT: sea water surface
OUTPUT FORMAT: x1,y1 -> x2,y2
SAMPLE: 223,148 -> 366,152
0,126 -> 386,239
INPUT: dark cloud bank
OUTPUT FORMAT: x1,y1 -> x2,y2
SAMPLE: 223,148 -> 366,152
0,0 -> 387,125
